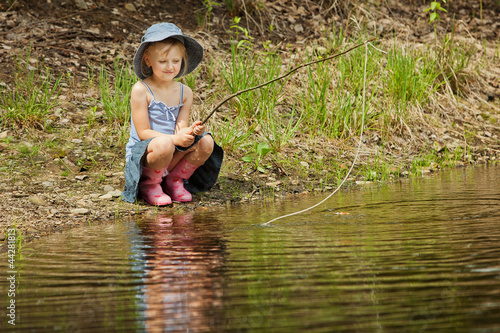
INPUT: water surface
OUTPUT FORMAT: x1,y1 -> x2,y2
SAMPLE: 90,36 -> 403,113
1,167 -> 499,332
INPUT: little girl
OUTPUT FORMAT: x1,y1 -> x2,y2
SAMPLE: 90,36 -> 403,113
122,23 -> 223,206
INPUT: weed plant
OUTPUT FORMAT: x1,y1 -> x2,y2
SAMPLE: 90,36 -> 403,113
435,33 -> 475,95
98,57 -> 134,125
97,57 -> 135,145
197,0 -> 220,29
214,112 -> 255,153
0,48 -> 62,129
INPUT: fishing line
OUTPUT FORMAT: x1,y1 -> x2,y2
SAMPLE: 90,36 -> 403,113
261,42 -> 370,226
367,42 -> 387,54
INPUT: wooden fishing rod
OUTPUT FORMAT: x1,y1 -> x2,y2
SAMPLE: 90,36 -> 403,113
201,37 -> 377,124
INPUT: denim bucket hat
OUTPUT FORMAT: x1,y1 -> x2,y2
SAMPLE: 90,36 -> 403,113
133,23 -> 204,79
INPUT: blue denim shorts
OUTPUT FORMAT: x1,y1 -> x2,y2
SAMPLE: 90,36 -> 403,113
122,133 -> 224,203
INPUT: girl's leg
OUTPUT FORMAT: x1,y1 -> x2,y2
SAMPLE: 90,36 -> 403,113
164,135 -> 214,202
140,136 -> 175,206
184,134 -> 214,165
144,136 -> 175,170
167,135 -> 214,171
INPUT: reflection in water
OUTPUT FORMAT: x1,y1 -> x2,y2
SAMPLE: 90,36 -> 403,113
0,213 -> 226,332
0,167 -> 499,332
0,222 -> 144,332
135,214 -> 225,333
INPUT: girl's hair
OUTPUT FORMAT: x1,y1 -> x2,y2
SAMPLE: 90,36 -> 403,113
140,38 -> 188,78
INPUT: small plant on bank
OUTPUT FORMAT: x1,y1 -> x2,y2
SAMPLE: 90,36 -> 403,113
225,0 -> 239,17
229,16 -> 254,50
197,0 -> 221,29
9,219 -> 34,264
242,142 -> 272,173
87,105 -> 98,129
424,1 -> 447,25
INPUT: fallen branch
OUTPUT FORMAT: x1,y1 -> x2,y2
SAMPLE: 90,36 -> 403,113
201,37 -> 377,124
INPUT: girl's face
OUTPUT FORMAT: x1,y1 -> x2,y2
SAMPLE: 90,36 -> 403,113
145,43 -> 184,82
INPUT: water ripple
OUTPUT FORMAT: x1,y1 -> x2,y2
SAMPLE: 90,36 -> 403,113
1,167 -> 499,332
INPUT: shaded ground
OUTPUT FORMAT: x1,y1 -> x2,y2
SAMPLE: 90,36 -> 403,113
0,0 -> 499,247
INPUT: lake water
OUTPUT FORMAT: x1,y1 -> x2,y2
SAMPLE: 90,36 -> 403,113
1,166 -> 499,332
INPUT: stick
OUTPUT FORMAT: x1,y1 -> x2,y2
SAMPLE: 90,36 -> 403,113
201,37 -> 377,124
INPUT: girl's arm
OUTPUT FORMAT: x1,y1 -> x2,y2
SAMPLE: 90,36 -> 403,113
175,85 -> 193,133
174,85 -> 202,145
176,85 -> 206,136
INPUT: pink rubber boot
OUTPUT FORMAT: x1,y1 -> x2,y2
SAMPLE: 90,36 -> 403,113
163,160 -> 200,202
138,166 -> 172,206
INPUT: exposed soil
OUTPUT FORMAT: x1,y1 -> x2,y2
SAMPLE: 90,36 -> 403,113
0,0 -> 499,249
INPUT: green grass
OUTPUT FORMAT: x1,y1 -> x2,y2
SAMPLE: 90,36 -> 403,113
259,102 -> 303,153
213,112 -> 255,154
97,57 -> 135,145
98,57 -> 134,125
385,46 -> 441,111
0,48 -> 62,129
199,27 -> 479,182
435,33 -> 475,95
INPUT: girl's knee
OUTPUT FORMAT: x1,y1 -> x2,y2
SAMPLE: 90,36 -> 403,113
150,136 -> 175,157
197,135 -> 214,155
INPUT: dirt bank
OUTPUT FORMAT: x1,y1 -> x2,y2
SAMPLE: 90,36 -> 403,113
0,0 -> 499,248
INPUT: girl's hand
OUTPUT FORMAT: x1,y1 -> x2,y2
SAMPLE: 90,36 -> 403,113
174,127 -> 195,147
191,121 -> 205,136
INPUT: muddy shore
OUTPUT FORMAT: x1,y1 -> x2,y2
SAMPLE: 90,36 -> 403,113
0,0 -> 499,248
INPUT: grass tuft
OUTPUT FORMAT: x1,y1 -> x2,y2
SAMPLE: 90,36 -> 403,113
0,47 -> 62,129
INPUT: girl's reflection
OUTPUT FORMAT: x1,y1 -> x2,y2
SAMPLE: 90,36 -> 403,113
139,213 -> 225,333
